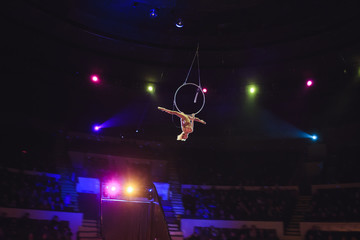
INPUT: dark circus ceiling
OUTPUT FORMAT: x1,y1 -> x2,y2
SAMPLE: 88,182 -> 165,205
3,0 -> 360,147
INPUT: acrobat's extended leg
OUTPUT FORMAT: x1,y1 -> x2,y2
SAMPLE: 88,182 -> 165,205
177,132 -> 184,141
177,132 -> 188,141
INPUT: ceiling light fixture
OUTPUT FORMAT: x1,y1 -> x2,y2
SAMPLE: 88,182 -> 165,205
150,9 -> 158,18
175,18 -> 184,28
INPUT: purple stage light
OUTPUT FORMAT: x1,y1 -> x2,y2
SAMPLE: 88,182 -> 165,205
307,80 -> 313,87
93,125 -> 101,132
91,75 -> 99,83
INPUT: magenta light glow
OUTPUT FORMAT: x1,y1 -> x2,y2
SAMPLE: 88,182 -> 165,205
306,80 -> 313,87
202,88 -> 208,93
91,75 -> 99,83
106,182 -> 120,195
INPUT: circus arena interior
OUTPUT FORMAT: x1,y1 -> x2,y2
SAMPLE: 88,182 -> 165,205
2,0 -> 360,240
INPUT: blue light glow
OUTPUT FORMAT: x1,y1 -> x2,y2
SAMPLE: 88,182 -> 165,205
311,135 -> 318,140
150,9 -> 157,18
93,125 -> 102,132
176,18 -> 183,28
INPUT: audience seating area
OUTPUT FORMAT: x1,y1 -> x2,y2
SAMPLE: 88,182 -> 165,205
186,225 -> 279,240
3,155 -> 360,240
182,188 -> 297,221
0,168 -> 70,211
306,228 -> 360,240
306,188 -> 360,222
0,213 -> 72,240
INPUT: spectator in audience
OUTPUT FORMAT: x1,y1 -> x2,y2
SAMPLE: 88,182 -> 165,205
188,231 -> 200,240
249,225 -> 257,239
49,215 -> 60,238
64,194 -> 71,208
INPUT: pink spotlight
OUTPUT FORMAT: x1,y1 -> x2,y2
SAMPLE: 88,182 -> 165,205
91,75 -> 99,83
202,88 -> 208,93
106,182 -> 120,195
306,80 -> 313,87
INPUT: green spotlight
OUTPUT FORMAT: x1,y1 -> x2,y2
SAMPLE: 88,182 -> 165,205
247,85 -> 257,95
146,84 -> 155,94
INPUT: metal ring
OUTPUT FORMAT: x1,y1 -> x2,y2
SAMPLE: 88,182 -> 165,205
173,83 -> 205,115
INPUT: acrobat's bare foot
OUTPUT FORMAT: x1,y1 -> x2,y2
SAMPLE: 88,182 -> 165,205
177,132 -> 188,141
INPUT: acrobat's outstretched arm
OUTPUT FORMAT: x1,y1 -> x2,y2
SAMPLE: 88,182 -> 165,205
194,117 -> 206,125
158,107 -> 186,119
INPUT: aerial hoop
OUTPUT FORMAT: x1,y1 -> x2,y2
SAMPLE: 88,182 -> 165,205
157,44 -> 206,141
173,82 -> 205,115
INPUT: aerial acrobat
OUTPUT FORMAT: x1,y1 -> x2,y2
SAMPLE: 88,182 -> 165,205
158,107 -> 206,141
